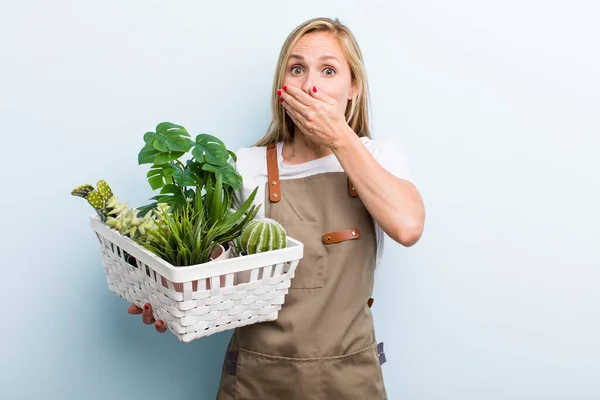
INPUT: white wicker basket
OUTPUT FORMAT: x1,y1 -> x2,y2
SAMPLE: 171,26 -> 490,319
89,214 -> 303,342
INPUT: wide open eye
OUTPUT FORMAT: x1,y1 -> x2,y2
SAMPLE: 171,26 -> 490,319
323,67 -> 336,76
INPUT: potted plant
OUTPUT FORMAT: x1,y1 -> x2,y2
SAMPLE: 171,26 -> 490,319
135,122 -> 261,289
72,122 -> 304,343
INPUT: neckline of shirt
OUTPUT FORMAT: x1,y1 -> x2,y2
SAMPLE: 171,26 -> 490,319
276,137 -> 370,169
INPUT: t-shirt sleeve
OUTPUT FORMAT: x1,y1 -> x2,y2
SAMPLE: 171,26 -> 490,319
370,138 -> 413,265
372,138 -> 414,183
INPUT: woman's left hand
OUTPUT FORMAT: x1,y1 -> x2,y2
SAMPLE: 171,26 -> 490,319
278,85 -> 349,149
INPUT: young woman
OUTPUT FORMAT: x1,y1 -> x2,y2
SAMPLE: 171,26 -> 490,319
129,17 -> 425,399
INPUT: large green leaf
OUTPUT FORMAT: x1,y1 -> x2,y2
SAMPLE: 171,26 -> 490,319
168,163 -> 196,187
202,162 -> 242,190
154,151 -> 186,165
192,134 -> 230,166
220,162 -> 243,189
227,150 -> 237,162
147,165 -> 170,190
138,142 -> 159,165
155,184 -> 188,212
186,160 -> 208,187
144,122 -> 194,153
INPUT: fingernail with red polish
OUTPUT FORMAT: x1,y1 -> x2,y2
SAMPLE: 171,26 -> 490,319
283,85 -> 288,91
312,86 -> 317,93
279,97 -> 284,103
156,321 -> 163,328
277,89 -> 282,96
144,304 -> 150,310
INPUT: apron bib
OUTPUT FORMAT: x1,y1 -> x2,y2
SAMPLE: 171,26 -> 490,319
217,144 -> 387,399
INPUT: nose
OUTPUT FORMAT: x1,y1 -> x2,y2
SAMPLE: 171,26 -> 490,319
300,71 -> 316,94
301,80 -> 313,94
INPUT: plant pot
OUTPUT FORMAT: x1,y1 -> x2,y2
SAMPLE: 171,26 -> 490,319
235,251 -> 252,284
160,243 -> 232,292
206,242 -> 232,289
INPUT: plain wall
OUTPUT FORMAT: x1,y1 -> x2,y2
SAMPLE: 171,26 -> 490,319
1,1 -> 598,399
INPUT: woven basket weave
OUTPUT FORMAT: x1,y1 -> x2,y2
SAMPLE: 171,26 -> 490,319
90,215 -> 303,342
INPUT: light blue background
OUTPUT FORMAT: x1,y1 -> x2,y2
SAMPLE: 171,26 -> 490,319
2,1 -> 599,399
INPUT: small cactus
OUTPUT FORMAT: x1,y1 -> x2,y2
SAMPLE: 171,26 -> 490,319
86,190 -> 105,209
71,180 -> 117,222
71,184 -> 95,198
96,180 -> 113,201
240,218 -> 287,255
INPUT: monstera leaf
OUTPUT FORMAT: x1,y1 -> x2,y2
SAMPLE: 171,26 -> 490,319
201,162 -> 242,190
191,134 -> 230,166
138,122 -> 194,165
150,184 -> 188,213
146,163 -> 196,191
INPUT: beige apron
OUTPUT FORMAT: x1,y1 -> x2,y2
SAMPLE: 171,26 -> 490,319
217,144 -> 387,399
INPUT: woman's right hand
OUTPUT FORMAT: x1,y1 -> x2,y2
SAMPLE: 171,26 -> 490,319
127,303 -> 167,333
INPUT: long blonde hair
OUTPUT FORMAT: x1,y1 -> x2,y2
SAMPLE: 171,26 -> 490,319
254,17 -> 371,147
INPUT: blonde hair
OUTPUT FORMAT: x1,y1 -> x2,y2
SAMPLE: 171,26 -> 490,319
254,17 -> 371,147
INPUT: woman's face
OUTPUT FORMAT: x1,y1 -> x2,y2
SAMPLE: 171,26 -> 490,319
283,31 -> 355,115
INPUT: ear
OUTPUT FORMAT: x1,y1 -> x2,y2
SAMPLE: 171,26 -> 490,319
348,81 -> 358,100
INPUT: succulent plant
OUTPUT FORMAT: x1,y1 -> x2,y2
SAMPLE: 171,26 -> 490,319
71,180 -> 116,222
240,218 -> 287,255
104,197 -> 166,246
106,196 -> 129,217
107,208 -> 153,241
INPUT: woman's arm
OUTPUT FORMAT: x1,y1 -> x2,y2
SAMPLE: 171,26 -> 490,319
331,127 -> 425,247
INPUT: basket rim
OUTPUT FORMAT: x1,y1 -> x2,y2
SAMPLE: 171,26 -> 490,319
90,214 -> 303,282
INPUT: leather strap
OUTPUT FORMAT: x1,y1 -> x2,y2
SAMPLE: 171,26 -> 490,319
378,342 -> 387,366
322,228 -> 361,244
266,144 -> 281,203
225,350 -> 238,375
348,178 -> 358,197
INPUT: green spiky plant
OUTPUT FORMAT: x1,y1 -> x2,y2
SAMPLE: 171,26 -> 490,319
142,184 -> 260,266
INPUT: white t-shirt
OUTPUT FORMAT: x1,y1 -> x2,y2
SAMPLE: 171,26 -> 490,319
232,136 -> 414,267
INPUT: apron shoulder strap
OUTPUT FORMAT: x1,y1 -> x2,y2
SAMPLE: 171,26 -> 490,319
266,144 -> 281,203
267,143 -> 356,200
348,178 -> 358,197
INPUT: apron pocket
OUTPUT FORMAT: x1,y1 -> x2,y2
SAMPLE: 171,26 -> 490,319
235,349 -> 321,400
279,220 -> 325,289
322,343 -> 387,399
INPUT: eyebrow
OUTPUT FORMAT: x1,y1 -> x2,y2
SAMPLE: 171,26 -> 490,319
288,54 -> 341,63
